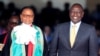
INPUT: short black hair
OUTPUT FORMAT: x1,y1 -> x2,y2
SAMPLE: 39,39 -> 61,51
70,3 -> 84,11
20,6 -> 34,14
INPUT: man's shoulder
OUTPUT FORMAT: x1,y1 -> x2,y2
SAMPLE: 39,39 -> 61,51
57,22 -> 69,27
54,22 -> 69,31
81,22 -> 95,29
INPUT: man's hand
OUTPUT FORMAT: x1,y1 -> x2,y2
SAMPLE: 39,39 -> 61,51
0,43 -> 4,51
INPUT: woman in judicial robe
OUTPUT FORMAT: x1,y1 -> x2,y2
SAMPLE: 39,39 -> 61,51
10,7 -> 44,56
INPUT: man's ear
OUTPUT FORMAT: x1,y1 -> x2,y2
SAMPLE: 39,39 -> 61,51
82,11 -> 84,17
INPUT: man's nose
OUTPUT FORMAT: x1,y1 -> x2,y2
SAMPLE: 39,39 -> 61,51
73,12 -> 78,17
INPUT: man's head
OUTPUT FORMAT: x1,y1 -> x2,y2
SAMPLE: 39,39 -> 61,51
7,15 -> 19,31
69,3 -> 84,24
20,7 -> 34,25
44,26 -> 51,35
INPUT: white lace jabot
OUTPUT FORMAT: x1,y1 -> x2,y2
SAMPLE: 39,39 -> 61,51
13,23 -> 37,45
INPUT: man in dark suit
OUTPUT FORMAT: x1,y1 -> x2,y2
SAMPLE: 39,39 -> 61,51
0,15 -> 19,56
49,3 -> 98,56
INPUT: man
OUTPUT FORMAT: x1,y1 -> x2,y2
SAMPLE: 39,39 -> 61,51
49,3 -> 98,56
0,15 -> 19,56
43,25 -> 53,56
44,25 -> 52,44
10,7 -> 44,56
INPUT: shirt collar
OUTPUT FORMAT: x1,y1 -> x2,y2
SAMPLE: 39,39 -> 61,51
21,23 -> 33,27
70,21 -> 81,27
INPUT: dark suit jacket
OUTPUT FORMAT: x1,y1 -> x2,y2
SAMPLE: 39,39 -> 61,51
0,32 -> 11,56
49,22 -> 98,56
43,33 -> 49,56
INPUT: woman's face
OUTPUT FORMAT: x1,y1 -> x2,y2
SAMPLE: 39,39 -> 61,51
20,8 -> 34,25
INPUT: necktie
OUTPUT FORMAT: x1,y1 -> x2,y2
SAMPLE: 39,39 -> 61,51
70,25 -> 76,48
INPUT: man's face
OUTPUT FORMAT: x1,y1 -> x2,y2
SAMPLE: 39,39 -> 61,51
69,5 -> 84,24
44,26 -> 51,35
8,16 -> 19,31
20,8 -> 34,25
10,16 -> 19,28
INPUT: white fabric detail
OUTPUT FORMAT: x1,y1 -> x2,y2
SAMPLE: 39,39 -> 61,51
13,23 -> 37,45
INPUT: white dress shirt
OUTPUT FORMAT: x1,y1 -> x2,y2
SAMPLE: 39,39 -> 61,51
70,21 -> 81,36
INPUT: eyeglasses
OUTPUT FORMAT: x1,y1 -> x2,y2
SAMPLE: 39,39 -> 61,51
21,14 -> 34,18
9,22 -> 18,25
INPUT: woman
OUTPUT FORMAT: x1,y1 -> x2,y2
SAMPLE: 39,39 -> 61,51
10,6 -> 44,56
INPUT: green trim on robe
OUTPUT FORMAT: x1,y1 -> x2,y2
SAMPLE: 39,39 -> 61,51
10,25 -> 44,56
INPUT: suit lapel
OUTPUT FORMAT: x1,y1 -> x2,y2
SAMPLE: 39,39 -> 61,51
65,22 -> 71,49
72,23 -> 84,48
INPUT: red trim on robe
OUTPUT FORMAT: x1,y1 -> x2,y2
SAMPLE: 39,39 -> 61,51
3,33 -> 8,44
28,41 -> 34,56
